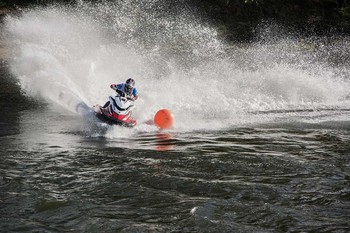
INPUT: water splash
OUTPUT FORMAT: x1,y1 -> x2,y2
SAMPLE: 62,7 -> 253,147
4,1 -> 350,133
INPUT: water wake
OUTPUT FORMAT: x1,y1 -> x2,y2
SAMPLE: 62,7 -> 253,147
4,1 -> 350,132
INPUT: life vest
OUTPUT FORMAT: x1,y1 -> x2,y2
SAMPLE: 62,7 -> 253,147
116,83 -> 138,99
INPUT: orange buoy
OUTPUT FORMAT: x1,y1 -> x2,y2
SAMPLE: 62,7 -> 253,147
154,109 -> 174,129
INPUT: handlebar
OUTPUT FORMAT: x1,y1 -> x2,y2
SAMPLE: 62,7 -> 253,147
110,86 -> 134,101
115,94 -> 134,101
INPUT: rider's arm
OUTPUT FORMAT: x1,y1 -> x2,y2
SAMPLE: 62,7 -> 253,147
127,96 -> 138,101
116,89 -> 124,96
110,84 -> 117,90
110,84 -> 124,95
132,88 -> 138,101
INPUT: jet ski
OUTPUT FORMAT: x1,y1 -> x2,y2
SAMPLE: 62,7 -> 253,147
93,95 -> 136,127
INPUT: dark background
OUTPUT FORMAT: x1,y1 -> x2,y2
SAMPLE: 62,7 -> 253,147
1,0 -> 350,41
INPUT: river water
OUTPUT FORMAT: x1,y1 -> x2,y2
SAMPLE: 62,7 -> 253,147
1,1 -> 350,232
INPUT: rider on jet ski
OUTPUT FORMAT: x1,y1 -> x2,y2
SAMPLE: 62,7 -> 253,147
111,78 -> 138,101
102,78 -> 138,108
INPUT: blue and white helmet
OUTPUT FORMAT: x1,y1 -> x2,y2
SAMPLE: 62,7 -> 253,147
125,78 -> 135,92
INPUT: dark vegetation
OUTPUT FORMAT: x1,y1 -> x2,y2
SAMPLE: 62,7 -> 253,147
191,0 -> 350,41
1,0 -> 350,41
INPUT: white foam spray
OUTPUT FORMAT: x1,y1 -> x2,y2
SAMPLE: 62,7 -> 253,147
4,1 -> 350,134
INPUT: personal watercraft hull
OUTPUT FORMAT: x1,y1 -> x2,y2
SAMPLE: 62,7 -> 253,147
93,105 -> 136,127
